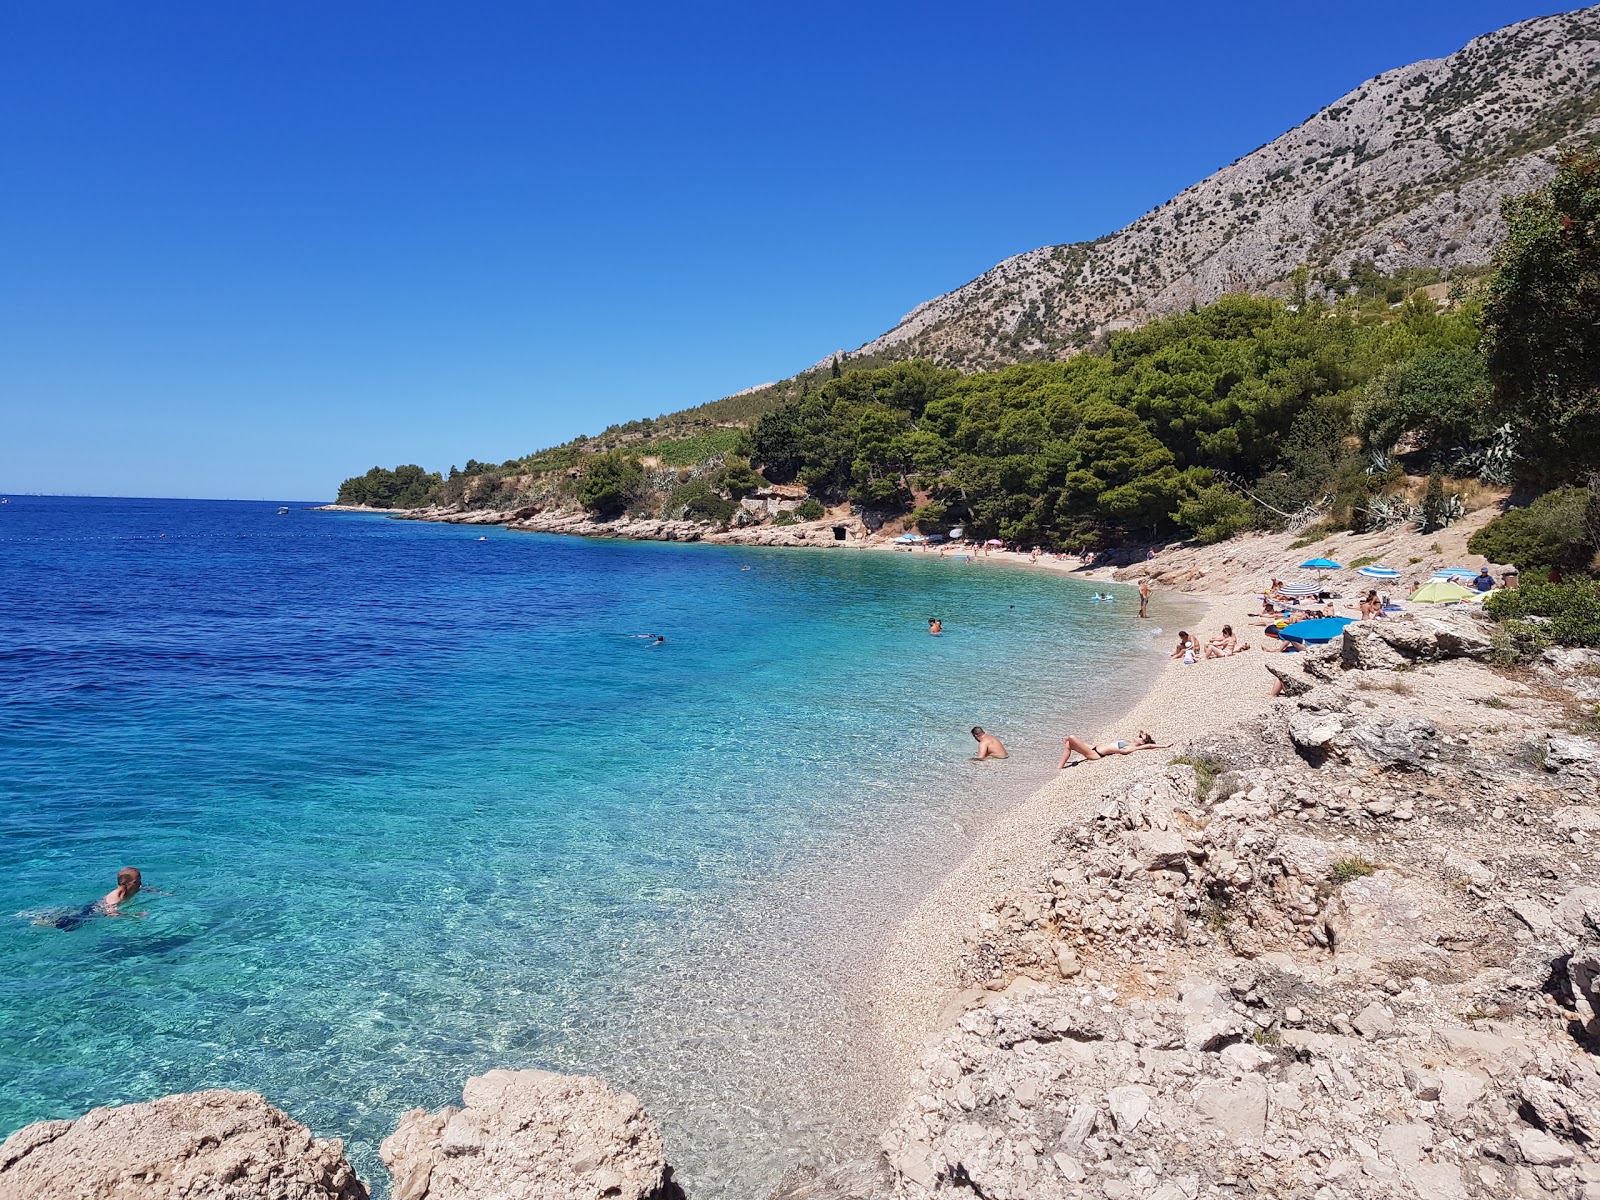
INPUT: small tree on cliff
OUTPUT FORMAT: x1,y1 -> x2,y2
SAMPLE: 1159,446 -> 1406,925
579,452 -> 645,516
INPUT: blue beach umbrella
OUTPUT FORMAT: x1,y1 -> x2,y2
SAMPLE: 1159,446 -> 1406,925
1298,558 -> 1342,570
1278,616 -> 1356,645
1431,567 -> 1479,581
1276,581 -> 1323,597
1357,565 -> 1401,580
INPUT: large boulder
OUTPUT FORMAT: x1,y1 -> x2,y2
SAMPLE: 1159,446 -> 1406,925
1340,624 -> 1409,671
380,1069 -> 681,1200
1365,610 -> 1495,663
0,1089 -> 366,1200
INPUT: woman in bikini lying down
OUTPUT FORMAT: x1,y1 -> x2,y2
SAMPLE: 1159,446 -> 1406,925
1058,729 -> 1173,768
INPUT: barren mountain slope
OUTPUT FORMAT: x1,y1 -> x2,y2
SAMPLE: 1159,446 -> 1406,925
847,6 -> 1600,371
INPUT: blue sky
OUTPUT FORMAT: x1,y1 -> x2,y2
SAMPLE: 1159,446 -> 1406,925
1,1 -> 1565,499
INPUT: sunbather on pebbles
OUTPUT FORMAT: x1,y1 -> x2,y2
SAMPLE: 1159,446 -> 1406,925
1203,625 -> 1252,658
1058,729 -> 1172,768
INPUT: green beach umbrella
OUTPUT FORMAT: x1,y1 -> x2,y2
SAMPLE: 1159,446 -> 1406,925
1408,580 -> 1475,604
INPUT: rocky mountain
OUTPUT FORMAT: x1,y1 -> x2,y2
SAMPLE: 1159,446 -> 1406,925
840,6 -> 1600,371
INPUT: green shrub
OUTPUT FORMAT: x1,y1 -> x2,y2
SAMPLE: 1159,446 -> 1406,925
669,479 -> 735,524
715,457 -> 763,501
1169,755 -> 1222,799
1467,487 -> 1596,574
1173,484 -> 1256,544
795,497 -> 825,521
1331,857 -> 1378,884
910,500 -> 949,532
771,511 -> 798,527
1485,579 -> 1600,648
1488,618 -> 1555,665
580,452 -> 646,515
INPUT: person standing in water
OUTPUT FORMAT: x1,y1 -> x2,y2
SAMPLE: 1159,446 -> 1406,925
1138,579 -> 1152,619
971,727 -> 1007,759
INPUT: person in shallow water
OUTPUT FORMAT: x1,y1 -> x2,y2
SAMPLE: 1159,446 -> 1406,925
971,726 -> 1007,759
50,867 -> 148,930
928,617 -> 942,635
1058,729 -> 1171,768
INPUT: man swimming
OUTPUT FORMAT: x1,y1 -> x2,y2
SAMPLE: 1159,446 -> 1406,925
928,617 -> 942,635
1058,729 -> 1171,768
971,727 -> 1007,760
50,867 -> 147,930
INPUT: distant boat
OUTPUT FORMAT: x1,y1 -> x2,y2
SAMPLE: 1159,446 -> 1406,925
277,507 -> 290,515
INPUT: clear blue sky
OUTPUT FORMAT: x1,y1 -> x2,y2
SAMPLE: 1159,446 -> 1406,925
1,1 -> 1566,499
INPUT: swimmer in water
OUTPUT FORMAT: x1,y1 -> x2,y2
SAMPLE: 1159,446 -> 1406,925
971,727 -> 1007,760
928,617 -> 942,635
49,867 -> 150,930
652,635 -> 666,646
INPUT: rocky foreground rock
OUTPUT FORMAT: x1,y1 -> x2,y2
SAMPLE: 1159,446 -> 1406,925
381,1069 -> 682,1200
0,1089 -> 368,1200
0,1072 -> 679,1200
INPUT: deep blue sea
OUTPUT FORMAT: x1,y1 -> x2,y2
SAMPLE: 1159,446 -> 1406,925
0,496 -> 1171,1196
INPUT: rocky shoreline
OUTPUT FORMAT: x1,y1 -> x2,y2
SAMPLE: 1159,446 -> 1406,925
6,602 -> 1597,1199
324,502 -> 876,549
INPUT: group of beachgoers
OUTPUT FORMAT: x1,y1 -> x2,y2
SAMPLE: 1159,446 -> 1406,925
1169,624 -> 1252,664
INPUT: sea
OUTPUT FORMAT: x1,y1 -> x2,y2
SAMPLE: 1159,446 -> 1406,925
0,495 -> 1173,1197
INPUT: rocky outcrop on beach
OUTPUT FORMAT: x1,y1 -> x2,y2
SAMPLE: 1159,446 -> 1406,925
853,610 -> 1600,1200
381,1069 -> 682,1200
0,1089 -> 368,1200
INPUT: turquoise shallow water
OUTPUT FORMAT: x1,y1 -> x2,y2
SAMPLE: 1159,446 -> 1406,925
0,496 -> 1167,1195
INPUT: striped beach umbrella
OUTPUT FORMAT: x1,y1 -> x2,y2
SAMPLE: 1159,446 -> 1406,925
1431,567 -> 1479,581
1356,565 -> 1401,580
1276,581 -> 1323,597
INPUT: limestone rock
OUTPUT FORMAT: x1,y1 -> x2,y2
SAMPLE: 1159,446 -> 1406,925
0,1089 -> 367,1200
1341,624 -> 1409,671
380,1069 -> 681,1200
1546,735 -> 1600,779
1130,829 -> 1188,872
1514,1126 -> 1575,1168
1344,715 -> 1437,769
1191,1077 -> 1268,1143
